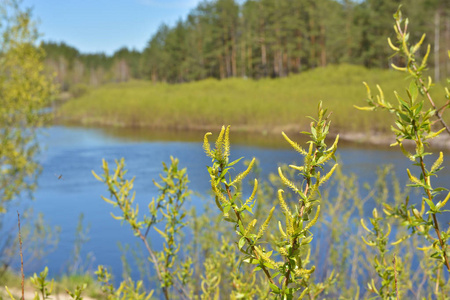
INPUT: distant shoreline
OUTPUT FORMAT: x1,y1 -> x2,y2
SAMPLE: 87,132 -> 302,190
54,65 -> 450,149
54,118 -> 450,151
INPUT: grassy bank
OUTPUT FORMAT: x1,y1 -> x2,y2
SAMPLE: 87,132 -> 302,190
56,64 -> 448,134
0,271 -> 102,299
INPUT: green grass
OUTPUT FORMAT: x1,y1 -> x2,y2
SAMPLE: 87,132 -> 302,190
56,64 -> 448,134
0,271 -> 102,299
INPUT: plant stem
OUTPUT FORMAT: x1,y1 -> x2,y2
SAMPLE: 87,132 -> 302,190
416,75 -> 450,134
17,211 -> 24,300
435,267 -> 440,295
138,231 -> 169,298
418,156 -> 450,271
223,183 -> 276,287
395,20 -> 450,135
111,186 -> 170,300
393,254 -> 399,300
282,149 -> 317,296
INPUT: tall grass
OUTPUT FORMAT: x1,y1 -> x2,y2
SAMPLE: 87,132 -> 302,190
56,64 -> 447,134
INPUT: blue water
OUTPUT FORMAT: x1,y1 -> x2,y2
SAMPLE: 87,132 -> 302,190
2,126 -> 450,285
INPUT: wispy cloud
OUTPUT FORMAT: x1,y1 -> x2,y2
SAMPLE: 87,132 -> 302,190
137,0 -> 200,9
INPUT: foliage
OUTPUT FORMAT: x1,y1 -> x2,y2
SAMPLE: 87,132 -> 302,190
357,6 -> 450,298
42,0 -> 450,88
3,267 -> 99,300
96,265 -> 153,300
4,267 -> 54,300
0,210 -> 60,283
56,64 -> 447,134
42,42 -> 141,91
5,3 -> 450,300
92,156 -> 191,299
0,0 -> 57,287
202,102 -> 338,298
65,283 -> 87,300
0,0 -> 56,212
29,267 -> 54,300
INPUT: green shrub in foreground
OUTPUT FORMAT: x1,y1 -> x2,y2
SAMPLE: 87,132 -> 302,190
5,6 -> 450,300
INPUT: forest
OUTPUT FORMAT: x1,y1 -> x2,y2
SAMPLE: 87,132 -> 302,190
43,0 -> 450,92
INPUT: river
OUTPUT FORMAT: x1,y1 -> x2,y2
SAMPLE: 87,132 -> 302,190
3,125 -> 450,286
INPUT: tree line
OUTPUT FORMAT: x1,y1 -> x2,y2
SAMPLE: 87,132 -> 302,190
42,42 -> 141,91
43,0 -> 450,90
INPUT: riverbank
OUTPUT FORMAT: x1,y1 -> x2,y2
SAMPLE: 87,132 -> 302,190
55,64 -> 448,144
0,271 -> 101,299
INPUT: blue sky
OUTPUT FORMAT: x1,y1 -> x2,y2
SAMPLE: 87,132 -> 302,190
22,0 -> 204,55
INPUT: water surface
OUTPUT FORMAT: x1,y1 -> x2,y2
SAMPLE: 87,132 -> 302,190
3,126 -> 450,284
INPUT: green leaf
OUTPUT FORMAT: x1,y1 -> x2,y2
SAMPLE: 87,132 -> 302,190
92,170 -> 103,182
110,212 -> 123,221
423,197 -> 436,211
430,252 -> 442,259
223,204 -> 232,215
269,283 -> 280,294
409,80 -> 418,102
238,237 -> 246,250
228,157 -> 244,167
224,216 -> 237,223
243,257 -> 259,264
4,286 -> 15,300
153,226 -> 168,239
354,105 -> 376,111
101,196 -> 117,206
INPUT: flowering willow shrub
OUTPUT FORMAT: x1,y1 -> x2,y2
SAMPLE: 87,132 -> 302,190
357,7 -> 450,298
92,157 -> 191,300
203,102 -> 338,298
5,6 -> 450,300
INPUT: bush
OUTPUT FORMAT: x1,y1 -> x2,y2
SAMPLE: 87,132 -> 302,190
5,6 -> 450,300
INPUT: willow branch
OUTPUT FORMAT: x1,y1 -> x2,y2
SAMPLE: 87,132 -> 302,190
395,20 -> 450,135
418,156 -> 450,271
110,186 -> 170,300
17,211 -> 25,300
393,254 -> 399,300
224,184 -> 276,287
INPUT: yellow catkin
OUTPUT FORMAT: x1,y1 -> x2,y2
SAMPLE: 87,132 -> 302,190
244,179 -> 258,207
223,125 -> 231,159
230,157 -> 255,186
244,219 -> 257,236
278,167 -> 300,194
431,152 -> 444,173
406,169 -> 423,186
256,206 -> 275,239
278,221 -> 287,239
254,246 -> 276,268
282,132 -> 307,155
360,218 -> 372,233
439,191 -> 450,209
211,178 -> 229,205
294,266 -> 316,278
278,190 -> 291,218
289,164 -> 304,172
203,132 -> 213,158
319,164 -> 338,185
278,247 -> 288,256
387,37 -> 400,51
304,205 -> 320,232
215,126 -> 225,159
